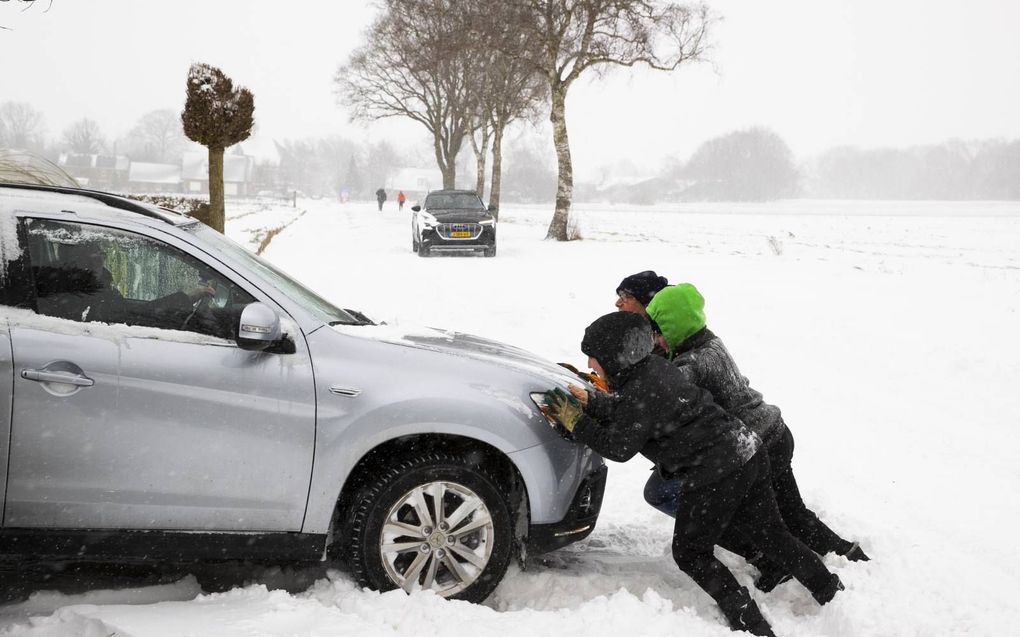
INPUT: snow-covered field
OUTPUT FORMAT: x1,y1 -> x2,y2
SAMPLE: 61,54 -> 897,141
3,198 -> 1018,636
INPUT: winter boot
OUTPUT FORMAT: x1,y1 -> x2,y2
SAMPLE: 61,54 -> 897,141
754,564 -> 793,593
747,554 -> 792,593
841,542 -> 870,562
809,573 -> 844,605
717,587 -> 777,636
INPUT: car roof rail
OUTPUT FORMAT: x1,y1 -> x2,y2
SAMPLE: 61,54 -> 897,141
0,182 -> 181,224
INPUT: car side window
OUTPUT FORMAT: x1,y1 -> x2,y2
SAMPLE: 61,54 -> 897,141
24,219 -> 255,339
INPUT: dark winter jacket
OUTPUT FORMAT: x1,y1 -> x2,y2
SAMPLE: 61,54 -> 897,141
646,285 -> 785,445
575,313 -> 761,490
670,327 -> 785,444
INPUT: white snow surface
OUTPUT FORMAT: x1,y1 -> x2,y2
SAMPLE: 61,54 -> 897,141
2,198 -> 1018,636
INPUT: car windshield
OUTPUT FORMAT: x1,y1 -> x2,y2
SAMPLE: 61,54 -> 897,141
424,192 -> 484,210
188,224 -> 366,326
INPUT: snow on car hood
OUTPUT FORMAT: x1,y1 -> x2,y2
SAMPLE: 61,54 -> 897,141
330,321 -> 582,388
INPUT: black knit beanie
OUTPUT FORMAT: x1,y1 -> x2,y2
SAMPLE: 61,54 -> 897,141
581,312 -> 654,379
616,270 -> 669,307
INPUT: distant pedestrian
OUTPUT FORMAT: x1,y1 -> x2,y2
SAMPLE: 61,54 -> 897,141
398,190 -> 407,211
375,187 -> 387,211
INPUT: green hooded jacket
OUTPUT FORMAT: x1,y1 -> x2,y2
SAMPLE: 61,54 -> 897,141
645,283 -> 706,355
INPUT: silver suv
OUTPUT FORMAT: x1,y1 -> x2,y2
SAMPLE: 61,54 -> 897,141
0,184 -> 605,602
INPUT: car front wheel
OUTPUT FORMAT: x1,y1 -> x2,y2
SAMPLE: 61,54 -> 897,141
344,452 -> 512,603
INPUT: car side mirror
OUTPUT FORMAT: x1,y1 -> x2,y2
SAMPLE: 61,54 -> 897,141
487,204 -> 497,213
411,205 -> 421,212
237,302 -> 282,351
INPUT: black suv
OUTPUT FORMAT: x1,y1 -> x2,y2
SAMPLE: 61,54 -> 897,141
411,190 -> 496,257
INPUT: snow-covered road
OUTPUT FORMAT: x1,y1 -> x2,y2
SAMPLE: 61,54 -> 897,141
3,198 -> 1018,636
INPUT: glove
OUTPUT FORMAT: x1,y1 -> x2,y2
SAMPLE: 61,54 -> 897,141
542,388 -> 584,433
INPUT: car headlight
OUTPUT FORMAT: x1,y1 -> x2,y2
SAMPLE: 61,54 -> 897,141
529,392 -> 557,429
421,212 -> 439,229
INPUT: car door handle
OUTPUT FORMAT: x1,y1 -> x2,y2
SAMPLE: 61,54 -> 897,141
21,369 -> 95,387
329,385 -> 361,397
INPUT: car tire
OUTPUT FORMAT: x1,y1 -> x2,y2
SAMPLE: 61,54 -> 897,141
344,452 -> 513,603
417,242 -> 430,257
412,232 -> 419,253
483,245 -> 496,258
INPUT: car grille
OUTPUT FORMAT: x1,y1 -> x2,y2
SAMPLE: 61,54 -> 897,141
437,223 -> 482,240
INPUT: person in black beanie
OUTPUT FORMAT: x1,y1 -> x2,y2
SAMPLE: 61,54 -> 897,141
543,312 -> 843,637
615,270 -> 669,315
615,270 -> 670,358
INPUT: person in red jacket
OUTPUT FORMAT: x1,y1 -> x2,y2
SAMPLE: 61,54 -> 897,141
397,190 -> 407,211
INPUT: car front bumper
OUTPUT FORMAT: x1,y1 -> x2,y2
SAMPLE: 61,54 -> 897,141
526,463 -> 607,555
421,224 -> 496,252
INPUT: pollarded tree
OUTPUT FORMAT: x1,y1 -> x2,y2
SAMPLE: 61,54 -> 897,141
181,63 -> 255,233
337,0 -> 478,190
518,1 -> 711,240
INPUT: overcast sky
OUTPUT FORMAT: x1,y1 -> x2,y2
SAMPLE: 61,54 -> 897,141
3,0 -> 1019,179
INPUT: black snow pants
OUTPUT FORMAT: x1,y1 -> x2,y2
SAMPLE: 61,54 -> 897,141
765,426 -> 853,556
646,424 -> 853,558
670,449 -> 840,605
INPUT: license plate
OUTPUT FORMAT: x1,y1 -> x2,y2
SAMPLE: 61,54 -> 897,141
451,230 -> 471,238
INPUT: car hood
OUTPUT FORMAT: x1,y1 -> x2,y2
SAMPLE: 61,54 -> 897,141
330,322 -> 581,388
428,209 -> 493,223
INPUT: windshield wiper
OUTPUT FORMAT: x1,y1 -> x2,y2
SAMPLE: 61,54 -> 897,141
331,308 -> 375,326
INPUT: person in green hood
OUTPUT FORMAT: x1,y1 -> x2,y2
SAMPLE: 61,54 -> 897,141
644,282 -> 869,591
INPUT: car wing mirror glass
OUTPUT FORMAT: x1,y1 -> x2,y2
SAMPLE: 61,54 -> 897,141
411,205 -> 421,212
237,302 -> 282,351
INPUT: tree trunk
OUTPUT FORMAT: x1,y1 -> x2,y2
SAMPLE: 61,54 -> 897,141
207,146 -> 225,233
489,125 -> 505,220
545,87 -> 573,240
474,134 -> 488,199
441,164 -> 456,190
434,140 -> 457,190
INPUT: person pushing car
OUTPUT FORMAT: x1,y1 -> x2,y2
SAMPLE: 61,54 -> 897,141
543,312 -> 844,636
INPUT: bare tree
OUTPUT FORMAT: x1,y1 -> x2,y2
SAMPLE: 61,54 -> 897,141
519,1 -> 711,240
62,117 -> 106,154
0,101 -> 46,151
469,1 -> 547,215
336,0 -> 477,190
365,140 -> 401,194
181,63 -> 255,233
124,109 -> 186,163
